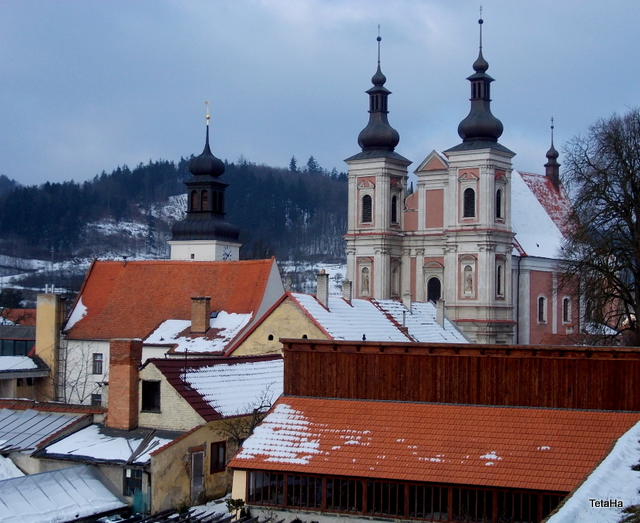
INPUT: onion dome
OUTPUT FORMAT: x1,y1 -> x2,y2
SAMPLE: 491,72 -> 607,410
545,118 -> 561,188
457,18 -> 504,143
356,36 -> 400,152
189,125 -> 225,177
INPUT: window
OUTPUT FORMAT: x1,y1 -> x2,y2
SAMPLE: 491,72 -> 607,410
201,190 -> 209,211
361,267 -> 370,296
210,441 -> 226,473
190,190 -> 199,211
563,297 -> 571,324
124,468 -> 143,497
361,194 -> 372,223
391,267 -> 399,297
16,378 -> 23,387
191,450 -> 205,503
92,353 -> 103,375
391,195 -> 398,224
91,393 -> 102,406
141,381 -> 161,412
427,278 -> 441,303
538,296 -> 547,323
463,188 -> 475,218
496,188 -> 503,219
496,262 -> 505,298
268,334 -> 274,341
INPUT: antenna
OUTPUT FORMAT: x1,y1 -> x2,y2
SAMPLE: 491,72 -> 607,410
478,6 -> 484,50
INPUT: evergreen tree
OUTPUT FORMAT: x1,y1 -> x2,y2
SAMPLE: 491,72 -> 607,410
289,156 -> 298,172
306,156 -> 322,174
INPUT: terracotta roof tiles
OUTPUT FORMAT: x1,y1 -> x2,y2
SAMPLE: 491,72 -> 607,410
229,396 -> 640,493
65,259 -> 276,340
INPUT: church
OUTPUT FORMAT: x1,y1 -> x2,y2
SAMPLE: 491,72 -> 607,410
345,21 -> 576,345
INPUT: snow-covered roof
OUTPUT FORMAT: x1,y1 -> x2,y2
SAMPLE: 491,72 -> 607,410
0,455 -> 23,481
144,312 -> 252,354
0,408 -> 84,452
0,356 -> 37,372
0,464 -> 127,523
547,420 -> 640,523
150,355 -> 284,420
511,171 -> 567,259
290,293 -> 468,343
40,424 -> 178,465
230,396 -> 640,493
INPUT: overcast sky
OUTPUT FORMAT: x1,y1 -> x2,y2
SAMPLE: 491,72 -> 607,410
1,0 -> 639,186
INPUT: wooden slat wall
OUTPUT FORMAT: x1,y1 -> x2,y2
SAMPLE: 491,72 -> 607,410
282,340 -> 640,411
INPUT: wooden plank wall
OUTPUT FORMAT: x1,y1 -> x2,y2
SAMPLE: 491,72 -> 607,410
282,340 -> 640,411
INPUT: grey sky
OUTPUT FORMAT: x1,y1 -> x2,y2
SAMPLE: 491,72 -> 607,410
1,0 -> 639,186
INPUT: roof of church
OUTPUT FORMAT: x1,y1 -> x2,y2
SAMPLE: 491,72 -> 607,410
511,171 -> 571,259
146,355 -> 283,421
288,293 -> 468,343
64,258 -> 277,340
229,395 -> 640,493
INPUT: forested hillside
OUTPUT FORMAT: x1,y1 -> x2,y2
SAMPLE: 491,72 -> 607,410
0,156 -> 347,262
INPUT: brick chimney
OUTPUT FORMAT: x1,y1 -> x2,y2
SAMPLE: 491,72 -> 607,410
342,279 -> 352,305
107,338 -> 143,430
436,299 -> 445,328
402,291 -> 412,312
191,296 -> 211,333
316,270 -> 329,308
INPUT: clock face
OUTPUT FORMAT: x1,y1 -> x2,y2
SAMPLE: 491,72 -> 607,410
222,246 -> 233,260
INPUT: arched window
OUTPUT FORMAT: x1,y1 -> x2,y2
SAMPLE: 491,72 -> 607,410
563,297 -> 571,324
201,190 -> 209,211
391,195 -> 398,224
190,190 -> 199,211
496,188 -> 503,220
496,264 -> 503,296
463,188 -> 475,218
427,277 -> 441,303
538,296 -> 547,323
362,195 -> 372,223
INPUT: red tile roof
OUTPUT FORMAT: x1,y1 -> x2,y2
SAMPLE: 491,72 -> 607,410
65,259 -> 277,340
229,396 -> 640,493
1,309 -> 36,326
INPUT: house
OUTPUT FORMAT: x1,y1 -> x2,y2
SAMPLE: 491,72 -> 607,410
227,339 -> 640,523
230,274 -> 468,358
57,257 -> 283,404
0,464 -> 128,523
344,22 -> 579,344
0,354 -> 49,399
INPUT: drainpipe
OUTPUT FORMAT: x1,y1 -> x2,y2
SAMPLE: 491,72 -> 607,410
516,256 -> 522,344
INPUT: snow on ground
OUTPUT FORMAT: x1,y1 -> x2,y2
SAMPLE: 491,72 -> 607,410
547,420 -> 640,523
279,260 -> 346,295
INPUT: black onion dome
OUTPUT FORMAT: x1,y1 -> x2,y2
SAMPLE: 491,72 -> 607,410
189,128 -> 225,177
371,63 -> 387,86
472,49 -> 489,73
546,142 -> 559,161
171,214 -> 240,241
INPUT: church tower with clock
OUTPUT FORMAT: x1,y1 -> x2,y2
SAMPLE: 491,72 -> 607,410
169,105 -> 242,261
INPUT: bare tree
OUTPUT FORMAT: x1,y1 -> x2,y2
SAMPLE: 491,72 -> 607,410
561,108 -> 640,344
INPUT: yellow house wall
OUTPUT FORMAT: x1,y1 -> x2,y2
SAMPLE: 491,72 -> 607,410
150,419 -> 241,512
138,364 -> 205,431
231,299 -> 328,356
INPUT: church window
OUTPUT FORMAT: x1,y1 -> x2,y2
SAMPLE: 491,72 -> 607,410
361,267 -> 370,296
562,297 -> 571,324
496,188 -> 503,220
190,190 -> 199,211
391,195 -> 398,224
201,190 -> 209,211
538,296 -> 547,324
362,195 -> 373,223
463,188 -> 475,218
427,277 -> 441,303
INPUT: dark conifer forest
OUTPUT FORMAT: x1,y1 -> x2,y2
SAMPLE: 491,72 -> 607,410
0,157 -> 347,263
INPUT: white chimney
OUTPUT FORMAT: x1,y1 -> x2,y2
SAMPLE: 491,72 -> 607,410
317,270 -> 329,308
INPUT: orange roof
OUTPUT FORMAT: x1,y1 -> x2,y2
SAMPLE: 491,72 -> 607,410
65,259 -> 276,340
229,396 -> 640,492
1,308 -> 36,326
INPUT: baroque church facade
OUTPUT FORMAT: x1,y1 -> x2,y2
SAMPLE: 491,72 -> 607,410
345,23 -> 577,344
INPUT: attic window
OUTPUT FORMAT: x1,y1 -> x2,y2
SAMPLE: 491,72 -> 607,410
141,381 -> 161,412
268,334 -> 274,341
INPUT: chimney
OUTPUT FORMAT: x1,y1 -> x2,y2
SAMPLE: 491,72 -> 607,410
342,279 -> 352,304
402,291 -> 412,312
436,299 -> 445,328
191,296 -> 211,333
284,274 -> 292,292
35,293 -> 65,401
107,338 -> 143,430
316,270 -> 329,308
